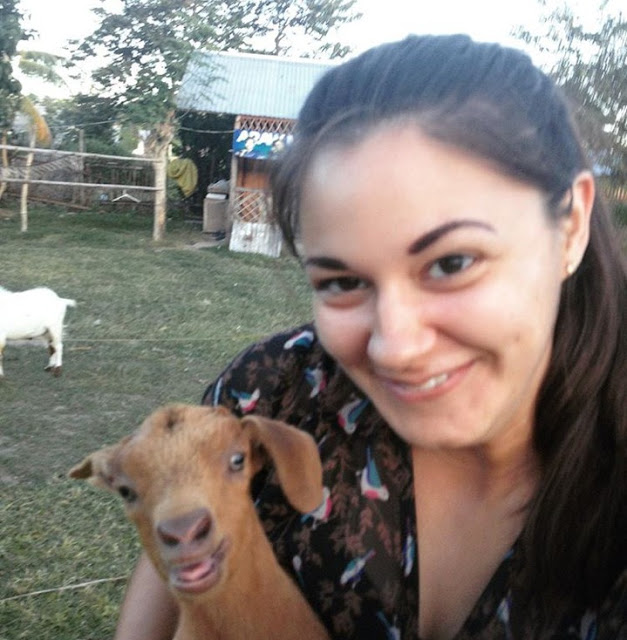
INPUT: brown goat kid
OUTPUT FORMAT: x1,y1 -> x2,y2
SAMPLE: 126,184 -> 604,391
69,404 -> 330,640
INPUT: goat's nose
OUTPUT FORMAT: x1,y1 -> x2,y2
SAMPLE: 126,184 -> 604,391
156,508 -> 212,547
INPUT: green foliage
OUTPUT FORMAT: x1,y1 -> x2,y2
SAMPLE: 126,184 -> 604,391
252,0 -> 361,57
41,93 -> 126,152
0,0 -> 26,129
16,50 -> 65,85
516,2 -> 627,180
71,0 -> 259,127
69,0 -> 359,133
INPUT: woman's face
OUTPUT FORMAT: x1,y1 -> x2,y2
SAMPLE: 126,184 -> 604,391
299,124 -> 572,453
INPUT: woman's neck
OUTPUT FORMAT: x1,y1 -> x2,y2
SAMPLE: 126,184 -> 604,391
412,434 -> 540,508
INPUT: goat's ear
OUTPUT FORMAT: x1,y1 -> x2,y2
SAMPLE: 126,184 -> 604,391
241,416 -> 323,514
68,436 -> 131,491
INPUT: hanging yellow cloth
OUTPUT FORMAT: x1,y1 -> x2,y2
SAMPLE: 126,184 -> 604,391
167,158 -> 198,198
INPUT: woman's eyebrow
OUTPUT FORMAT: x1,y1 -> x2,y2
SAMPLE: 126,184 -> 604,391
409,220 -> 495,254
303,220 -> 495,269
303,256 -> 347,270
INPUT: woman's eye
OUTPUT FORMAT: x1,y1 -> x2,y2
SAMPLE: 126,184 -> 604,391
427,254 -> 475,279
315,277 -> 367,295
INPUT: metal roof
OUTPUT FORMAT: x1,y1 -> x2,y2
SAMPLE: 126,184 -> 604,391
176,50 -> 337,120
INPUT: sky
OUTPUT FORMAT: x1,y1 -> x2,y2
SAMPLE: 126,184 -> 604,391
17,0 -> 543,56
14,0 -> 612,96
341,0 -> 543,52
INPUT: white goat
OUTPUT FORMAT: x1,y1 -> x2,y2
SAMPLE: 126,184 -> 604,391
70,404 -> 330,640
0,286 -> 76,378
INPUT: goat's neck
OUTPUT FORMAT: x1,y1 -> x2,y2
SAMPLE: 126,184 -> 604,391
174,514 -> 325,640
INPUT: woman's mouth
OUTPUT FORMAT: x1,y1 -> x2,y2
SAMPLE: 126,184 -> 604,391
377,362 -> 473,399
412,372 -> 450,391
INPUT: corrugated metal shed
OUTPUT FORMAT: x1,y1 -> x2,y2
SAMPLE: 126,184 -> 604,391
176,50 -> 337,120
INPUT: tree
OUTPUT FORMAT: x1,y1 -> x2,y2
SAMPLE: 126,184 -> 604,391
0,0 -> 26,132
73,0 -> 358,125
252,0 -> 361,58
16,50 -> 66,86
72,0 -> 261,127
0,1 -> 54,219
516,2 -> 626,181
42,94 -> 128,154
72,0 -> 261,238
72,0 -> 358,238
12,49 -> 66,148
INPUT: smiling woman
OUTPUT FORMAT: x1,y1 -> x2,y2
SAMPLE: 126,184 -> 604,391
113,35 -> 626,640
299,127 -> 574,457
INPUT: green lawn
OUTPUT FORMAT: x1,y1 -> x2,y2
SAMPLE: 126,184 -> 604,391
0,202 -> 312,639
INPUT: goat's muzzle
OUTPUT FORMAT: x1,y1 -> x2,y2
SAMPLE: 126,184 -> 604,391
155,508 -> 230,595
157,508 -> 213,547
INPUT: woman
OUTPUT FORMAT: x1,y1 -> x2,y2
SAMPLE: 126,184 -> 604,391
115,35 -> 626,639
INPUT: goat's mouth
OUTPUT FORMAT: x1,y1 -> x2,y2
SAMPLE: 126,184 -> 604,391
168,537 -> 230,595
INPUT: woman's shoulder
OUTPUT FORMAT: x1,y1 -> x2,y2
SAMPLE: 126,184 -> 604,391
201,324 -> 346,419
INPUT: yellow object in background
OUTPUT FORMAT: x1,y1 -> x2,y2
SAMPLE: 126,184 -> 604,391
167,158 -> 198,197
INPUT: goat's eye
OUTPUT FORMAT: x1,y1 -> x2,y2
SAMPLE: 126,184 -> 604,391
117,486 -> 137,503
229,452 -> 245,472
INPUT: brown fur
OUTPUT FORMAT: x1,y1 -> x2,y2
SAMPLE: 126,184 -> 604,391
69,404 -> 330,640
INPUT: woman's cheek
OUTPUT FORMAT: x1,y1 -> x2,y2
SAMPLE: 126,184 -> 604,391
313,302 -> 370,366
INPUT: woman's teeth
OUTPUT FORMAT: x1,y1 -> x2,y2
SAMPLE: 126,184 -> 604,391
415,372 -> 449,391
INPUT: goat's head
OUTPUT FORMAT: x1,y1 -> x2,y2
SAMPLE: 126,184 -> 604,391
69,404 -> 324,598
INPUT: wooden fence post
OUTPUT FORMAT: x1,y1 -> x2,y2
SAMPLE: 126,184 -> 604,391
78,128 -> 86,207
152,144 -> 167,242
20,132 -> 36,232
151,118 -> 173,243
0,131 -> 8,201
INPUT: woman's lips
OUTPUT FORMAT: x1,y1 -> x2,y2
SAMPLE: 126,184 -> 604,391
376,361 -> 474,400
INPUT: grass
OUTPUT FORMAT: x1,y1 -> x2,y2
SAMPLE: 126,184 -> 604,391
0,201 -> 312,639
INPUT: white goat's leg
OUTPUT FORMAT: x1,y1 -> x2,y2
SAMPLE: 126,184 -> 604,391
45,326 -> 63,375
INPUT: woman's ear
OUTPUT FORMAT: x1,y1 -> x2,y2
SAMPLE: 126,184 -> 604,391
561,171 -> 594,279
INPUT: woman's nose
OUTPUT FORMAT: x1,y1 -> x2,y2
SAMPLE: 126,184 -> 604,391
366,286 -> 436,369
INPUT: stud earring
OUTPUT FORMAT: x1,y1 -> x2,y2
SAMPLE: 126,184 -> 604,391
566,262 -> 577,276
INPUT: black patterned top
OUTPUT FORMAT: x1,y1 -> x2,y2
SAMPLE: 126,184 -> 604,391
201,325 -> 626,640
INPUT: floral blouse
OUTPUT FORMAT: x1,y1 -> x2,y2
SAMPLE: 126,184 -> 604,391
201,325 -> 626,639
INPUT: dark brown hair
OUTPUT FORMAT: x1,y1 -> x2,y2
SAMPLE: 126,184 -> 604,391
271,34 -> 626,630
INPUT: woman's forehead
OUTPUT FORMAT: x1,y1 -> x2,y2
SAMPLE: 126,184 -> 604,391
298,124 -> 552,258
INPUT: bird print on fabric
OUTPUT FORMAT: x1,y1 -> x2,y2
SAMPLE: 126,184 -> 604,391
359,446 -> 390,501
230,387 -> 261,413
305,364 -> 327,398
283,329 -> 315,350
340,550 -> 376,588
337,396 -> 369,435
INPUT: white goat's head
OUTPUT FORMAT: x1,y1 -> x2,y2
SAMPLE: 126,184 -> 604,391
69,404 -> 324,598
